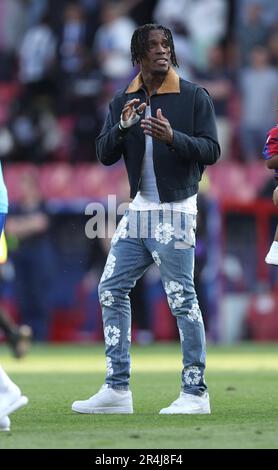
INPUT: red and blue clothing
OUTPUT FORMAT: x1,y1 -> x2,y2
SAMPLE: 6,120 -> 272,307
263,125 -> 278,180
0,161 -> 8,236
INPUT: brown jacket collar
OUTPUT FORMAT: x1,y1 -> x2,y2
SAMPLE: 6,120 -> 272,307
125,67 -> 180,95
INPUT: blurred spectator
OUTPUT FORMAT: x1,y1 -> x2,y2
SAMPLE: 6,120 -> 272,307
153,0 -> 187,28
267,30 -> 278,67
5,170 -> 56,341
238,2 -> 269,66
51,2 -> 103,160
0,0 -> 27,82
69,57 -> 103,162
0,0 -> 27,53
153,1 -> 196,80
154,0 -> 228,70
24,0 -> 49,28
128,0 -> 156,25
193,42 -> 235,160
58,2 -> 92,76
185,0 -> 228,69
57,1 -> 97,112
239,46 -> 278,162
7,10 -> 61,162
9,104 -> 42,161
240,0 -> 278,28
0,306 -> 32,359
71,93 -> 102,162
18,12 -> 57,105
92,1 -> 136,89
169,22 -> 194,81
7,99 -> 62,162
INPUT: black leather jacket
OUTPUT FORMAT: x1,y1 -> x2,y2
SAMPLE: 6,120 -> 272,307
96,68 -> 220,203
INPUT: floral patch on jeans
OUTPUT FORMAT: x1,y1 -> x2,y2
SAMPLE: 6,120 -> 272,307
111,215 -> 128,245
184,366 -> 202,385
151,250 -> 161,266
165,281 -> 185,309
100,290 -> 114,307
106,356 -> 113,376
187,303 -> 203,323
178,328 -> 184,342
104,325 -> 121,346
101,254 -> 116,282
155,223 -> 174,245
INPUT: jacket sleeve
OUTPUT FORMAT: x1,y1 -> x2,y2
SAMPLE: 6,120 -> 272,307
170,87 -> 221,165
96,99 -> 128,166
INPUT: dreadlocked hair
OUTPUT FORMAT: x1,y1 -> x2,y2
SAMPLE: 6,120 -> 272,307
130,24 -> 178,67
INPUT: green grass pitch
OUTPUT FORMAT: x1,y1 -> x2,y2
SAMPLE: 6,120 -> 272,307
1,342 -> 278,449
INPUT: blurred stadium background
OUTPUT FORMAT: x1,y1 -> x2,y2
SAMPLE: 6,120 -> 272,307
0,0 -> 278,347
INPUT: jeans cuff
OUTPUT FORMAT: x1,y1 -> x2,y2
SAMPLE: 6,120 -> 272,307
107,384 -> 129,391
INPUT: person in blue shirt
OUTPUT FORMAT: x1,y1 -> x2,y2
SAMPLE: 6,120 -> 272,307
0,162 -> 28,432
0,163 -> 32,358
0,162 -> 8,221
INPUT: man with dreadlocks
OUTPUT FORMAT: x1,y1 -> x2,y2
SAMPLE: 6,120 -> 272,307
72,24 -> 220,415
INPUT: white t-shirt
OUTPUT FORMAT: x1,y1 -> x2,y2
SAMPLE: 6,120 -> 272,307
129,106 -> 197,214
129,192 -> 197,214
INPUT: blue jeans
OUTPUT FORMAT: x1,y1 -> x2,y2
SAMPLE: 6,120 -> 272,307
98,209 -> 207,396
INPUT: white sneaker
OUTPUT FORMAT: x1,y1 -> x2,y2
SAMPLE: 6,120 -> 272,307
265,252 -> 278,265
71,384 -> 133,414
0,383 -> 28,420
0,416 -> 11,432
159,391 -> 211,414
265,243 -> 278,265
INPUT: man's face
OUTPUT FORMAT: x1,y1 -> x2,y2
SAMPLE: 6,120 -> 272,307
140,30 -> 171,75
